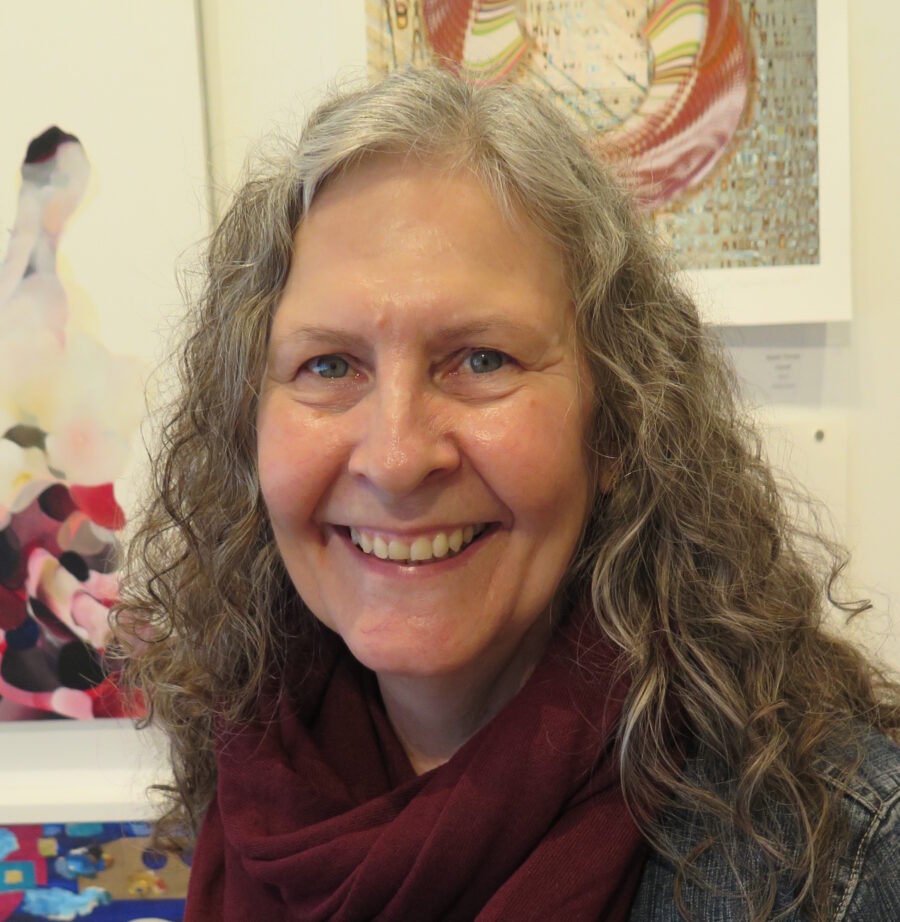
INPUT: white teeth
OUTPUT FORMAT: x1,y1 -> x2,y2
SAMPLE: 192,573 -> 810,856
388,539 -> 407,561
432,532 -> 449,558
410,537 -> 433,561
348,524 -> 488,564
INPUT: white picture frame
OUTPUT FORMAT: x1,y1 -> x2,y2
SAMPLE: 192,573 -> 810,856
684,0 -> 851,325
0,2 -> 208,821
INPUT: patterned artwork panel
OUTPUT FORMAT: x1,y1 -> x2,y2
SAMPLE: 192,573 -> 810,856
0,821 -> 186,921
367,0 -> 819,271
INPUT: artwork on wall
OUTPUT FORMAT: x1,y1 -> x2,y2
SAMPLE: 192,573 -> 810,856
0,821 -> 187,920
0,128 -> 142,721
0,0 -> 208,720
366,0 -> 851,324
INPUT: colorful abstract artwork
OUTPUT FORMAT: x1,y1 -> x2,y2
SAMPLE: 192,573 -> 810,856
0,821 -> 187,920
367,0 -> 820,271
0,128 -> 143,720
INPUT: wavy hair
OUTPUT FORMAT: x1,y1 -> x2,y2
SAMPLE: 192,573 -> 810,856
113,68 -> 900,921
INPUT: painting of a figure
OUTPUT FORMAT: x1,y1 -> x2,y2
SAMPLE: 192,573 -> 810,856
0,128 -> 143,720
367,0 -> 820,272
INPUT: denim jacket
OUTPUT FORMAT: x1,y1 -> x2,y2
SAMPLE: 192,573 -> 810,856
628,730 -> 900,921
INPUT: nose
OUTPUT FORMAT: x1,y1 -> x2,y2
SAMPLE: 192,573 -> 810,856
347,376 -> 460,497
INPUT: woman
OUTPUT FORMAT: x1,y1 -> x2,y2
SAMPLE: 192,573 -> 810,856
115,69 -> 900,920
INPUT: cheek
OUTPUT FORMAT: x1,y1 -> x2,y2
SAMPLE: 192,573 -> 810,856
256,402 -> 340,526
257,410 -> 295,515
470,396 -> 591,526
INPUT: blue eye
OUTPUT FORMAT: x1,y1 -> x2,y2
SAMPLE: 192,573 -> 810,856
467,349 -> 505,374
308,355 -> 350,378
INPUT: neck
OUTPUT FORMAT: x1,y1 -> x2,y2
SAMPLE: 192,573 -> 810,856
376,616 -> 553,774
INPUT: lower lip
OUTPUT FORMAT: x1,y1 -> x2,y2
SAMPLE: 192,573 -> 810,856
329,525 -> 497,578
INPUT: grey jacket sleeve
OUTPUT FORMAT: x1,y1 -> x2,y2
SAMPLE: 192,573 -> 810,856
837,791 -> 900,921
628,730 -> 900,922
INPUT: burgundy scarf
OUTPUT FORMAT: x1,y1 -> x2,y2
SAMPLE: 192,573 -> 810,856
185,611 -> 647,921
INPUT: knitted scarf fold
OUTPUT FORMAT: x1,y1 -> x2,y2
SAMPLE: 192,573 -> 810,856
185,611 -> 647,921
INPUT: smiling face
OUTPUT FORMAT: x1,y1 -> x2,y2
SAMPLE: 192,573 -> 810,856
257,156 -> 593,684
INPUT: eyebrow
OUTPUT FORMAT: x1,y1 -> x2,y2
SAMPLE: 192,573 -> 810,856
270,315 -> 550,352
269,326 -> 369,353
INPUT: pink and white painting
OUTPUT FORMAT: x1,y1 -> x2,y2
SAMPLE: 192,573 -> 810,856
0,0 -> 208,720
0,128 -> 143,720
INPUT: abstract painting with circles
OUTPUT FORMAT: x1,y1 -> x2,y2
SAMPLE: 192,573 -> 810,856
0,821 -> 187,920
367,1 -> 820,275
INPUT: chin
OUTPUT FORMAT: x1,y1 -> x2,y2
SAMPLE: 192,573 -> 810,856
344,629 -> 466,680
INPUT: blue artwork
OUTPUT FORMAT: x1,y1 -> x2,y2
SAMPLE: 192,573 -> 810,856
0,822 -> 187,920
0,832 -> 17,863
21,887 -> 110,920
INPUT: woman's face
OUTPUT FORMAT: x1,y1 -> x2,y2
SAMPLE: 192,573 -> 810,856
257,157 -> 593,681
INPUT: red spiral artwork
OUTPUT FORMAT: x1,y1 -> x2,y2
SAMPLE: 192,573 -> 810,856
410,0 -> 753,207
367,0 -> 820,272
594,0 -> 753,208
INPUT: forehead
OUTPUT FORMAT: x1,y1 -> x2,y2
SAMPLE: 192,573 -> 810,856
310,152 -> 524,237
281,155 -> 571,325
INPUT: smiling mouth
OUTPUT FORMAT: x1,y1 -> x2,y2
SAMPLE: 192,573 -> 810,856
340,523 -> 493,565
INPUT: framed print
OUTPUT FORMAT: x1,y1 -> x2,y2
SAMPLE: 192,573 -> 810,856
366,0 -> 851,324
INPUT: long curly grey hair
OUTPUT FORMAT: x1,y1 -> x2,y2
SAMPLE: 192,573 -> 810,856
113,67 -> 900,922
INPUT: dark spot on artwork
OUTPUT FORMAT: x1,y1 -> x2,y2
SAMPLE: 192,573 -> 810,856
24,126 -> 79,164
2,424 -> 46,450
28,598 -> 79,643
1,642 -> 58,692
58,641 -> 106,690
3,616 -> 39,651
59,551 -> 90,582
0,526 -> 21,583
142,848 -> 168,871
39,483 -> 77,521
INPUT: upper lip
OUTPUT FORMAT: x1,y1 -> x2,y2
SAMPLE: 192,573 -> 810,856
329,522 -> 493,538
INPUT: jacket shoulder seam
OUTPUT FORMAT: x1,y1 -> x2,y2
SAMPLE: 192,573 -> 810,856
832,787 -> 900,921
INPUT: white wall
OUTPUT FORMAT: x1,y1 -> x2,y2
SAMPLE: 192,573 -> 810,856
198,0 -> 366,212
841,0 -> 900,664
751,2 -> 900,669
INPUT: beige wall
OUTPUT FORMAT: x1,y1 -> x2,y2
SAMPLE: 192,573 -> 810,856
841,1 -> 900,665
198,0 -> 365,213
